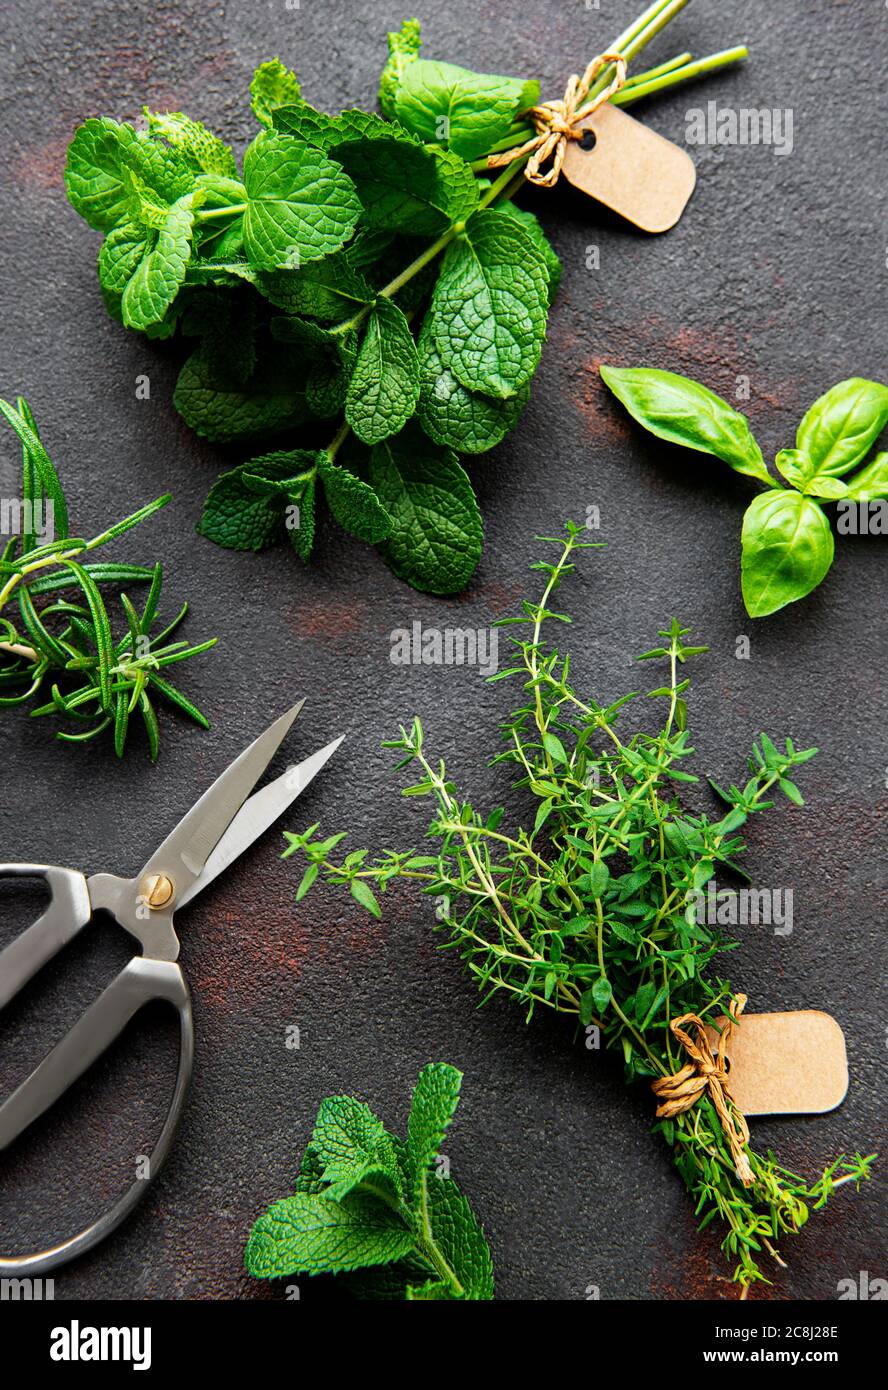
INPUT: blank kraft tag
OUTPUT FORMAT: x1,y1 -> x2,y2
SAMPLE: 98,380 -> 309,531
561,103 -> 696,233
705,1010 -> 849,1116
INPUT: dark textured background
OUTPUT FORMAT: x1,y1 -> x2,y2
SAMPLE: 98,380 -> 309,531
0,0 -> 885,1302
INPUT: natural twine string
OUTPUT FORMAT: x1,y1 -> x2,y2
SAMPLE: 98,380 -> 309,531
487,51 -> 628,189
651,993 -> 755,1188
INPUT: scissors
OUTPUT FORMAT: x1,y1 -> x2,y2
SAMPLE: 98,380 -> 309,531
0,700 -> 342,1276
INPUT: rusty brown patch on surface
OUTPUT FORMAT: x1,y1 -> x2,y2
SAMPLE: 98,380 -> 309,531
291,599 -> 365,642
14,137 -> 71,190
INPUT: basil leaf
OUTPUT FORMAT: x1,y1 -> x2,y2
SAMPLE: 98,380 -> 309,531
394,59 -> 539,162
369,423 -> 483,593
795,377 -> 888,479
242,131 -> 361,269
431,208 -> 549,399
740,490 -> 835,618
346,297 -> 420,446
600,366 -> 771,484
845,451 -> 888,501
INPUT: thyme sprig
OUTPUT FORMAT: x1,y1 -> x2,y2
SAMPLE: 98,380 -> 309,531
284,523 -> 874,1292
0,397 -> 216,757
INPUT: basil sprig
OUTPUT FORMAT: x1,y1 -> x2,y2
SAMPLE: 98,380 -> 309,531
600,367 -> 888,617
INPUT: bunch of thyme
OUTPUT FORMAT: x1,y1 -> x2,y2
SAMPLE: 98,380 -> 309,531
285,523 -> 874,1292
0,397 -> 216,757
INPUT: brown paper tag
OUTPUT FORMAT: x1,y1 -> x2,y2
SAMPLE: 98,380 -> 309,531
561,103 -> 696,233
705,1010 -> 848,1117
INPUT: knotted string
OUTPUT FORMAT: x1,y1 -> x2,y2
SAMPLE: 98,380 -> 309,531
487,52 -> 628,189
651,993 -> 755,1188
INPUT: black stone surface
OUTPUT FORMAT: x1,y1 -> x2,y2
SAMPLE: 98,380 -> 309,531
0,0 -> 884,1301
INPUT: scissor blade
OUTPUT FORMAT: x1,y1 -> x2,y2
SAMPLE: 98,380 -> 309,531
137,700 -> 306,900
176,734 -> 345,910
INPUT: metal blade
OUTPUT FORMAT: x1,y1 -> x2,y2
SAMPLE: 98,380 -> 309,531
136,700 -> 306,900
176,734 -> 345,909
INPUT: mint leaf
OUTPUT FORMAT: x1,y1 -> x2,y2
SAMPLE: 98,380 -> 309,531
294,1144 -> 327,1196
370,424 -> 483,593
418,313 -> 529,453
246,1061 -> 494,1299
120,143 -> 195,228
250,58 -> 302,129
424,1174 -> 494,1300
394,59 -> 539,161
198,467 -> 286,551
290,474 -> 316,561
244,1192 -> 414,1278
65,118 -> 141,231
198,451 -> 313,553
97,223 -> 149,294
310,1094 -> 403,1202
257,254 -> 375,319
271,106 -> 479,236
406,1279 -> 452,1300
432,208 -> 549,399
242,131 -> 361,270
406,1062 -> 462,1201
496,202 -> 562,306
346,297 -> 420,445
318,453 -> 393,542
145,109 -> 238,177
121,193 -> 197,330
174,343 -> 310,442
379,17 -> 422,119
333,133 -> 479,237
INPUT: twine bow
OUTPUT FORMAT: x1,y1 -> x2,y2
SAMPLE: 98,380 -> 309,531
487,52 -> 628,189
651,994 -> 754,1187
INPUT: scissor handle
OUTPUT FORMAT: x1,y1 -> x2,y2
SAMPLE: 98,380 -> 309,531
0,863 -> 93,1010
0,919 -> 195,1273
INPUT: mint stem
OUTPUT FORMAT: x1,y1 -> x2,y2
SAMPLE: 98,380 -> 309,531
416,1175 -> 466,1297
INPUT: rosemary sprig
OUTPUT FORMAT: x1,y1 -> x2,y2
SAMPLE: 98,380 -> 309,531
283,523 -> 875,1292
0,397 -> 216,757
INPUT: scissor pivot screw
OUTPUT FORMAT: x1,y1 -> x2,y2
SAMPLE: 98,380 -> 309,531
141,873 -> 175,909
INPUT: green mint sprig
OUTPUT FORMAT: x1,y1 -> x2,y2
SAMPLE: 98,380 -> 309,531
0,398 -> 215,757
245,1062 -> 494,1300
282,524 -> 875,1291
600,366 -> 888,617
64,4 -> 747,594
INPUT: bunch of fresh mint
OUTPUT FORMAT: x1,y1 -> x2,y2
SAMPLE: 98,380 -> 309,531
64,37 -> 558,593
63,9 -> 748,593
245,1062 -> 494,1299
